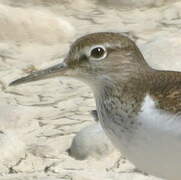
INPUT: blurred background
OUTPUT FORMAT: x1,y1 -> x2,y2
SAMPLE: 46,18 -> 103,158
0,0 -> 181,180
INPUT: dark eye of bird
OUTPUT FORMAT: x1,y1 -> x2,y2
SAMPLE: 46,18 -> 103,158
90,47 -> 105,59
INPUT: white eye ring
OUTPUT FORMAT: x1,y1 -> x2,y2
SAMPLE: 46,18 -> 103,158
88,45 -> 107,61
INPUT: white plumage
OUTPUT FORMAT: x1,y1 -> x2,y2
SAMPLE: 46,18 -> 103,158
101,95 -> 181,180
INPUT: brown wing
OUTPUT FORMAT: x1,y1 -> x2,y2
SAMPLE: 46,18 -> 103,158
151,88 -> 181,113
149,70 -> 181,113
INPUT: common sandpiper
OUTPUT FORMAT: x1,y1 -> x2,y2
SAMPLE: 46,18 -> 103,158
10,32 -> 181,180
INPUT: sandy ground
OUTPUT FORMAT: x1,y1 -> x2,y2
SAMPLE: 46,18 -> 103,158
1,0 -> 181,179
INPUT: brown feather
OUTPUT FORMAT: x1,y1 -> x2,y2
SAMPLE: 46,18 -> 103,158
148,70 -> 181,113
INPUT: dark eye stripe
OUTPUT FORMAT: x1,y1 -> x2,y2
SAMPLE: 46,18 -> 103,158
78,54 -> 88,65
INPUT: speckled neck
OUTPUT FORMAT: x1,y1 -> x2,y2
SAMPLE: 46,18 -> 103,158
93,70 -> 148,119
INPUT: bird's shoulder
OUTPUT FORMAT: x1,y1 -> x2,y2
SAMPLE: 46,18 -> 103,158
149,70 -> 181,113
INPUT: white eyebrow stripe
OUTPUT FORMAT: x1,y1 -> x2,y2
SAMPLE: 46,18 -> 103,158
103,42 -> 122,49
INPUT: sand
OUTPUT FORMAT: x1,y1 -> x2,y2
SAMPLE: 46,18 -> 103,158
0,0 -> 181,179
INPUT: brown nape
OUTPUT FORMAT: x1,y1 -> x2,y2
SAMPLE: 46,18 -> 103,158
148,70 -> 181,113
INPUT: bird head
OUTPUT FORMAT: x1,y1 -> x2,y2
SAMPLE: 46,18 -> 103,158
9,32 -> 150,89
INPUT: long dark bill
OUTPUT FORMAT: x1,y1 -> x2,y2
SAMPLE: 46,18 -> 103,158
9,63 -> 68,86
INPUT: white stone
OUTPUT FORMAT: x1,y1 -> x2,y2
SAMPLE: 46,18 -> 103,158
68,123 -> 114,160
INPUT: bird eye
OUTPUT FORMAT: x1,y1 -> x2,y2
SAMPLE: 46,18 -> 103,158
89,46 -> 107,60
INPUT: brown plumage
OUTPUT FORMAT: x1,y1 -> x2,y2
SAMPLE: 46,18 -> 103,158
149,70 -> 181,113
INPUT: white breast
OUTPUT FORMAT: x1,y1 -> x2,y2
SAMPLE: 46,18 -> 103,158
101,95 -> 181,180
130,95 -> 181,179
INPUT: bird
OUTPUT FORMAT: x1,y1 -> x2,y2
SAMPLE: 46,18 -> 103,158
9,32 -> 181,180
